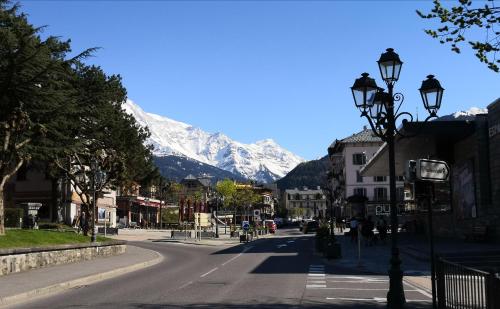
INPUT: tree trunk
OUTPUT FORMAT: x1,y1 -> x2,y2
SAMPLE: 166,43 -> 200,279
0,187 -> 5,235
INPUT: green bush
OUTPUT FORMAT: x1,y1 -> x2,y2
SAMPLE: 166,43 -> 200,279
5,208 -> 23,228
316,225 -> 330,239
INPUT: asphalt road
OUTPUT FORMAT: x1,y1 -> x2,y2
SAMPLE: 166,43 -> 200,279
11,228 -> 431,308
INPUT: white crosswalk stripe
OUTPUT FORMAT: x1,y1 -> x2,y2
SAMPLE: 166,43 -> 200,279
306,264 -> 326,289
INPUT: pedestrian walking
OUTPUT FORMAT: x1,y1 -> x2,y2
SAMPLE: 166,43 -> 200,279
336,217 -> 344,233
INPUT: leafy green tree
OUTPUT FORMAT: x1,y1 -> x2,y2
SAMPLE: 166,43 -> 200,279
0,1 -> 90,235
234,185 -> 261,221
417,0 -> 500,72
215,179 -> 237,209
53,65 -> 154,235
161,207 -> 179,224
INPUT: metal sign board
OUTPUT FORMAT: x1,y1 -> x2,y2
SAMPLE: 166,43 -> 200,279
242,220 -> 250,230
253,209 -> 261,217
417,159 -> 450,182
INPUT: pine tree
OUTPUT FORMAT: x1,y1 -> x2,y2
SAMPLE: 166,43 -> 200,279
0,1 -> 84,235
51,64 -> 155,236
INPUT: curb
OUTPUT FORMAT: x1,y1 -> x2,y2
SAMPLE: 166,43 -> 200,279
0,247 -> 163,308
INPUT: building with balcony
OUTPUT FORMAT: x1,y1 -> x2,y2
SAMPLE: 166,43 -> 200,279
361,98 -> 500,241
327,126 -> 404,219
284,186 -> 327,220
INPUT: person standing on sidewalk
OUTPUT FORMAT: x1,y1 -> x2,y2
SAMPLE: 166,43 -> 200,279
349,217 -> 358,243
376,216 -> 388,244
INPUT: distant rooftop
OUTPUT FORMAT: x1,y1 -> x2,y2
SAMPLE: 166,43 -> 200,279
341,126 -> 382,144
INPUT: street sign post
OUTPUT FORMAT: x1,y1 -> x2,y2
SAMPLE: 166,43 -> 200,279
242,220 -> 250,231
416,159 -> 450,182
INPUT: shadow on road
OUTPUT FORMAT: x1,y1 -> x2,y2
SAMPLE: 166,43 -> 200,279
129,301 -> 429,308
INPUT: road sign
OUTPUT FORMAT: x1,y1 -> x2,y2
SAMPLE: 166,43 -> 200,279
253,209 -> 261,217
417,159 -> 450,182
242,220 -> 250,231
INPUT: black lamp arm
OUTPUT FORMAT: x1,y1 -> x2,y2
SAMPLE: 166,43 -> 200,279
361,111 -> 387,141
393,112 -> 437,139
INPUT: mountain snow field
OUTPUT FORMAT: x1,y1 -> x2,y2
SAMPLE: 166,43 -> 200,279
123,99 -> 305,183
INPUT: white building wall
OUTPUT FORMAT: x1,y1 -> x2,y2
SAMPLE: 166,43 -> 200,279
343,143 -> 403,202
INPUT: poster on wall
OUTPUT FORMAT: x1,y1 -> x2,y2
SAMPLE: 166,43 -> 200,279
452,160 -> 476,219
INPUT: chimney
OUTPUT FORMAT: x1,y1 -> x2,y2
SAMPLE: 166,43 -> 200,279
363,125 -> 367,130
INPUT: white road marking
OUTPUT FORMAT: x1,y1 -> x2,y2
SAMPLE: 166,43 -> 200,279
403,279 -> 433,298
307,282 -> 326,285
221,246 -> 253,266
308,274 -> 325,277
277,244 -> 287,248
327,280 -> 387,283
200,267 -> 218,278
320,287 -> 418,291
326,297 -> 386,302
307,284 -> 327,288
287,240 -> 295,243
326,297 -> 431,303
178,281 -> 193,289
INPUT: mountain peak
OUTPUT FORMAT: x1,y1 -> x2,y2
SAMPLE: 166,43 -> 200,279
452,107 -> 488,118
123,99 -> 305,182
435,106 -> 488,122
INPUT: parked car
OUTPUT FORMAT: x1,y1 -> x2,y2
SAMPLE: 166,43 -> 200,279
264,220 -> 277,233
274,217 -> 284,227
303,220 -> 319,234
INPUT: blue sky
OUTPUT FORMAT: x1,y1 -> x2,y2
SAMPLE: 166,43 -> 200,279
21,0 -> 499,160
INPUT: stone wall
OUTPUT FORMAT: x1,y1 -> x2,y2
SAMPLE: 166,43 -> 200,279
0,242 -> 126,276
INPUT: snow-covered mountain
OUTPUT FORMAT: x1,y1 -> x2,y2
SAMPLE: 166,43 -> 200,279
436,107 -> 488,121
123,99 -> 305,183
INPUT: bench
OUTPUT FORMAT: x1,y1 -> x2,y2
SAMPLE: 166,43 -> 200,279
465,226 -> 488,241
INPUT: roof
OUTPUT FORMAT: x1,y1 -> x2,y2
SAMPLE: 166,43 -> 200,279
341,127 -> 382,144
360,120 -> 476,177
487,97 -> 500,109
327,127 -> 382,155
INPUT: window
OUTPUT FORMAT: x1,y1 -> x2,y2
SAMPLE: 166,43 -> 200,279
396,187 -> 405,202
356,170 -> 363,183
374,187 -> 388,201
352,153 -> 366,165
353,188 -> 367,197
397,175 -> 405,182
373,176 -> 387,182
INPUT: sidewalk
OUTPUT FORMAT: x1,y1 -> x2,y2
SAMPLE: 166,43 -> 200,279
110,228 -> 274,246
323,232 -> 433,293
0,245 -> 162,308
323,229 -> 499,294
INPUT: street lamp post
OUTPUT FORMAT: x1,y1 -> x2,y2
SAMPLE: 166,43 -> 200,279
350,48 -> 444,308
90,158 -> 106,243
215,195 -> 219,238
